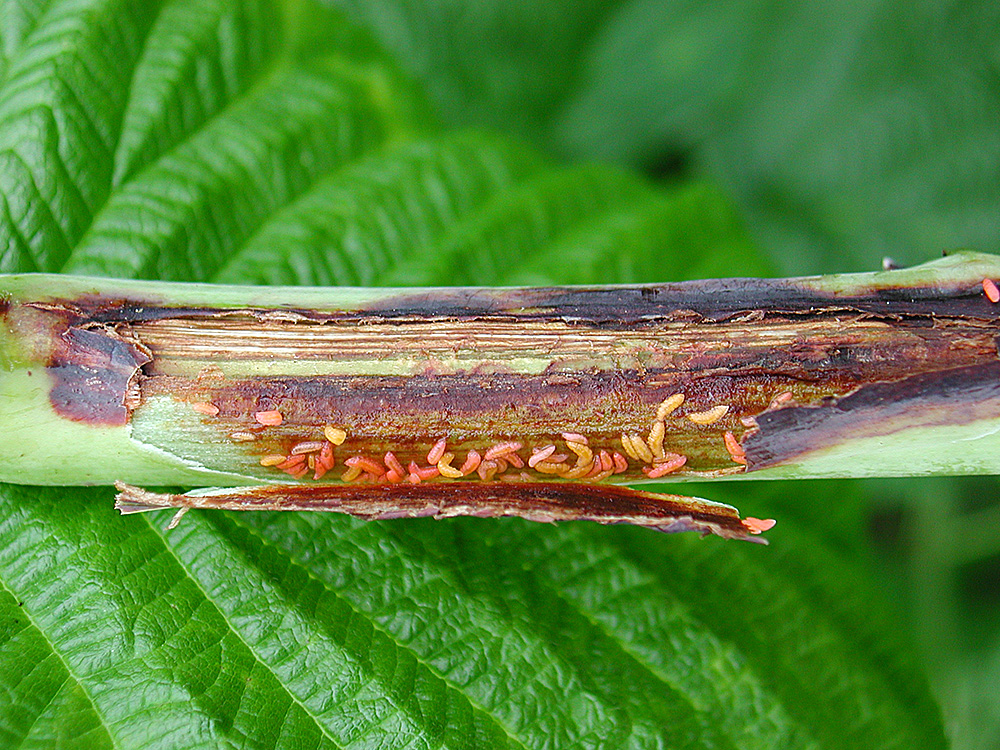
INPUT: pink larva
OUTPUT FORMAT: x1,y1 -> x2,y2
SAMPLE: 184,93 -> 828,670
528,445 -> 557,467
427,437 -> 448,465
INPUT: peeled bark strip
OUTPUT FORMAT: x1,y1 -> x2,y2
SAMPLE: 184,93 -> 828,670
4,252 -> 1000,537
114,481 -> 768,542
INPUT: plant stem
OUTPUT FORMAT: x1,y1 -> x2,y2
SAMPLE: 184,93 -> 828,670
4,252 -> 1000,538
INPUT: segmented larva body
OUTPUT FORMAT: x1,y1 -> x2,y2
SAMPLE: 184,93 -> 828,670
984,278 -> 1000,303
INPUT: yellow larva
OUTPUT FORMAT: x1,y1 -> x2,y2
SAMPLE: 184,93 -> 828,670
687,405 -> 729,425
620,433 -> 642,462
259,454 -> 286,466
324,425 -> 347,445
655,393 -> 684,421
628,433 -> 654,463
437,452 -> 464,478
647,421 -> 665,459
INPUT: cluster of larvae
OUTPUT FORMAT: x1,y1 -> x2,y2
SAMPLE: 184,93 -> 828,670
192,392 -> 754,484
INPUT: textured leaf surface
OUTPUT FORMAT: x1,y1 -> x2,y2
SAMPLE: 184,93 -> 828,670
0,1 -> 947,748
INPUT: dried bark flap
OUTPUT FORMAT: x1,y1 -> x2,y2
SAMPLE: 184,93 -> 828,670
114,481 -> 766,542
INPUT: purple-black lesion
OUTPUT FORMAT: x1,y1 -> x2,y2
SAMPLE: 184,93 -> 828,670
743,361 -> 1000,469
47,326 -> 151,425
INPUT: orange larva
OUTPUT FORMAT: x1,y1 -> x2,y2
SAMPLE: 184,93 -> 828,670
408,461 -> 440,480
427,437 -> 448,465
276,454 -> 306,470
743,517 -> 777,534
384,451 -> 405,477
484,441 -> 522,460
529,445 -> 557,467
612,451 -> 628,473
506,452 -> 525,469
345,455 -> 384,476
723,431 -> 748,465
460,450 -> 482,475
687,405 -> 729,425
644,454 -> 687,478
985,278 -> 1000,303
254,410 -> 283,426
192,402 -> 220,416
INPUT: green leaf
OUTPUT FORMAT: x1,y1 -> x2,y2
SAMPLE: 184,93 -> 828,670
0,1 -> 946,748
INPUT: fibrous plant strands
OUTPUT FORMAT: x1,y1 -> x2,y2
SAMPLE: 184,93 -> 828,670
5,252 -> 1000,535
113,481 -> 768,542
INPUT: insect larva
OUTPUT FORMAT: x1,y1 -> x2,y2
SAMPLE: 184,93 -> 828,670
385,469 -> 403,483
254,410 -> 283,426
528,445 -> 557,467
644,454 -> 687,478
563,461 -> 595,479
620,434 -> 642,462
384,451 -> 405,477
598,450 -> 613,472
192,402 -> 220,416
345,455 -> 385,476
769,391 -> 793,409
612,451 -> 628,473
561,432 -> 588,445
437,452 -> 464,478
259,454 -> 286,466
565,440 -> 593,465
985,278 -> 1000,303
723,431 -> 748,465
341,465 -> 363,482
743,517 -> 777,534
288,465 -> 309,479
460,450 -> 481,475
408,461 -> 440,480
229,431 -> 257,442
506,452 -> 524,468
477,459 -> 499,481
687,405 -> 729,425
627,433 -> 654,463
290,440 -> 325,455
314,443 -> 335,480
647,421 -> 666,459
323,424 -> 347,445
276,454 -> 306,469
484,441 -> 522,460
533,460 -> 569,474
427,437 -> 448,465
655,393 -> 684,421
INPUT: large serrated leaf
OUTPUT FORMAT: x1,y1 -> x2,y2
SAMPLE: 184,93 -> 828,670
0,1 -> 947,748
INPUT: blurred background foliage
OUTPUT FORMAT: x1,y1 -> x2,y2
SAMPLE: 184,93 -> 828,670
329,0 -> 1000,746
